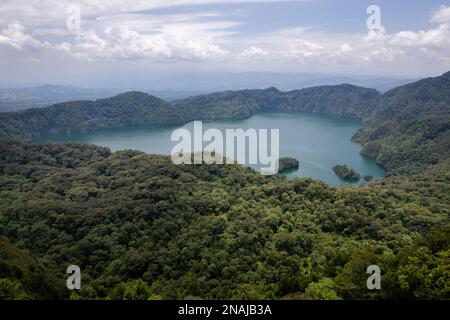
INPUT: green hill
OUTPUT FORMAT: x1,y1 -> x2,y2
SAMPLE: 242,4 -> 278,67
353,71 -> 450,174
172,84 -> 381,121
0,236 -> 66,299
0,141 -> 448,299
0,91 -> 186,140
0,84 -> 381,140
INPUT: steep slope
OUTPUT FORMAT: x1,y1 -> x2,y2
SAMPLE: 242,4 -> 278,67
268,84 -> 381,119
0,236 -> 66,299
0,92 -> 186,140
353,71 -> 450,174
173,84 -> 381,121
172,89 -> 264,121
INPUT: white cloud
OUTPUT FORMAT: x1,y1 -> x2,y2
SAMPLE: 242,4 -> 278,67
389,24 -> 450,47
0,0 -> 300,27
431,4 -> 450,24
364,48 -> 405,63
0,23 -> 44,50
69,24 -> 230,61
364,27 -> 387,42
241,46 -> 268,59
234,5 -> 450,72
289,39 -> 323,59
0,1 -> 450,76
0,0 -> 266,62
338,43 -> 353,54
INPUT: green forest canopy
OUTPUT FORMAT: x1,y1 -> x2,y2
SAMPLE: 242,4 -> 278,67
0,71 -> 449,300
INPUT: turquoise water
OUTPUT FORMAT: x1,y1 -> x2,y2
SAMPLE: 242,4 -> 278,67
34,111 -> 385,186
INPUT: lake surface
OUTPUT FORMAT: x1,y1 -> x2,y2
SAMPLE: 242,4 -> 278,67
34,111 -> 385,186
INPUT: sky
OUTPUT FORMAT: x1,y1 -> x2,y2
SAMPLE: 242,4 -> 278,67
1,0 -> 450,88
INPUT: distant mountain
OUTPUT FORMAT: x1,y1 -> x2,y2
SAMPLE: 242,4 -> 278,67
173,84 -> 381,121
0,84 -> 382,140
0,85 -> 122,112
172,89 -> 264,121
0,85 -> 203,112
0,92 -> 185,140
266,84 -> 381,119
0,73 -> 414,112
110,72 -> 413,93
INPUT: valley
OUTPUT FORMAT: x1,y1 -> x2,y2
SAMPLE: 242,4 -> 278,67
0,72 -> 449,300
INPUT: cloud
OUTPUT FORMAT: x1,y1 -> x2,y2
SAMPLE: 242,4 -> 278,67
241,46 -> 268,59
338,43 -> 353,54
389,24 -> 450,48
233,5 -> 450,72
289,39 -> 323,59
68,23 -> 231,61
0,4 -> 238,61
431,4 -> 450,24
0,23 -> 72,55
0,0 -> 301,27
364,27 -> 387,42
0,24 -> 44,50
1,1 -> 450,76
0,1 -> 240,61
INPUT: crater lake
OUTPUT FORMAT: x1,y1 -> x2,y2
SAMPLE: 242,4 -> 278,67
34,111 -> 385,186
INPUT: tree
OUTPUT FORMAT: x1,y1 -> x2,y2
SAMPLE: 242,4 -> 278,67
305,278 -> 342,300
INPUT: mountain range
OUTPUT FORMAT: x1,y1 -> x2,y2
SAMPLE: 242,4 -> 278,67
0,74 -> 416,112
1,71 -> 449,176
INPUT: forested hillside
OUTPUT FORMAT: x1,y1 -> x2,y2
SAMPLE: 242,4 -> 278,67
0,92 -> 186,140
0,236 -> 66,299
172,84 -> 380,121
0,84 -> 381,141
0,72 -> 449,300
353,71 -> 450,175
2,72 -> 448,178
0,142 -> 448,299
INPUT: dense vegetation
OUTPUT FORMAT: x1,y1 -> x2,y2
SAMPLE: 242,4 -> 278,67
0,236 -> 66,299
0,92 -> 187,140
172,84 -> 380,121
332,165 -> 361,182
0,84 -> 380,141
0,142 -> 448,300
278,157 -> 300,174
353,71 -> 450,175
0,72 -> 449,300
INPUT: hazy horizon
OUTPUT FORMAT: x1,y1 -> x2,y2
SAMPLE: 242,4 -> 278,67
0,71 -> 419,91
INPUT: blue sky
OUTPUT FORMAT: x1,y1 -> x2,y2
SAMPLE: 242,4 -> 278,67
155,0 -> 446,34
0,0 -> 449,87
